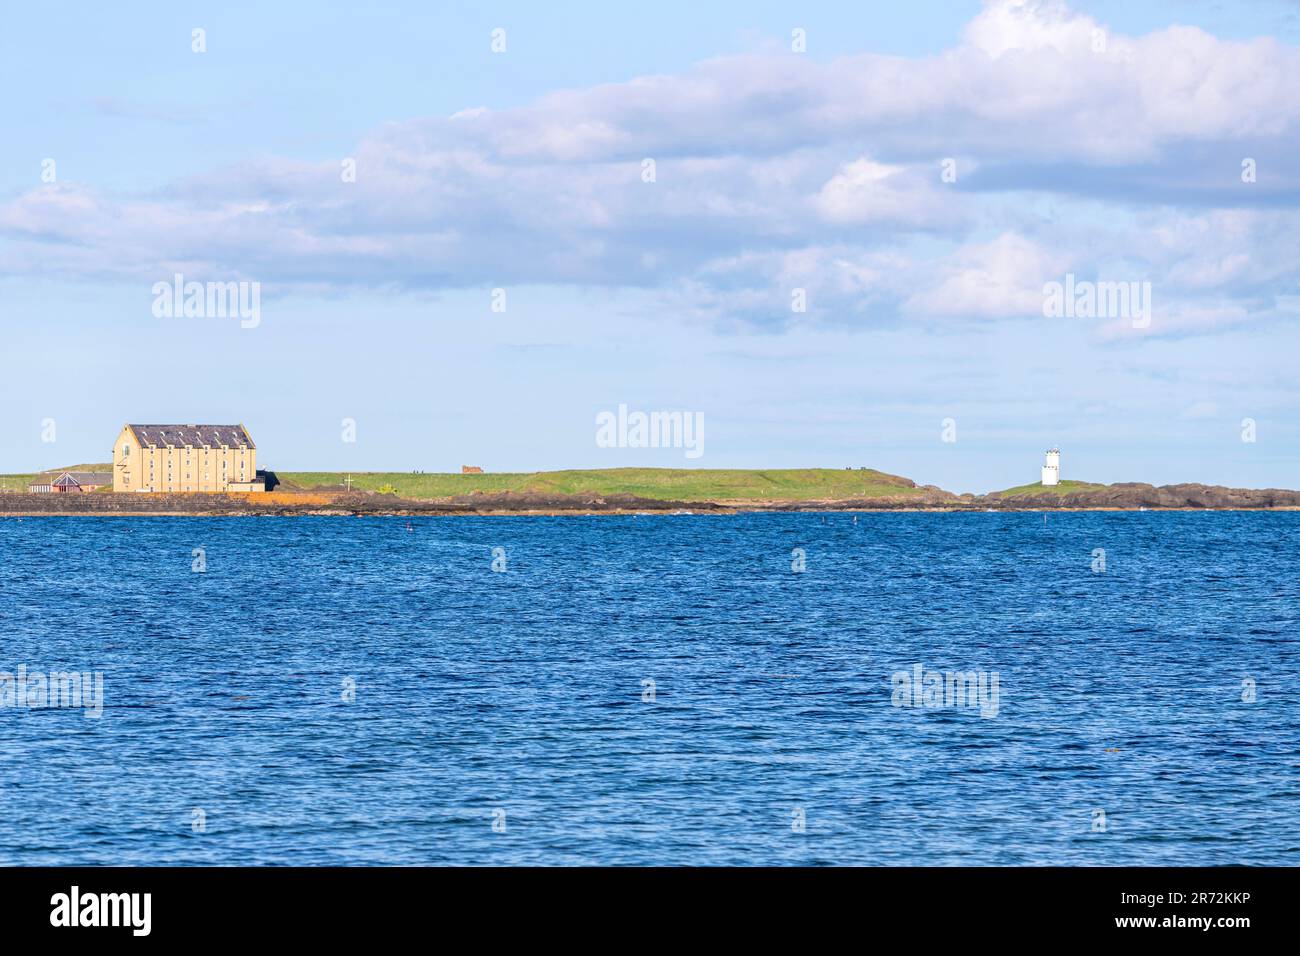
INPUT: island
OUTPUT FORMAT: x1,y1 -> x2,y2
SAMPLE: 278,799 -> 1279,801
2,467 -> 1298,515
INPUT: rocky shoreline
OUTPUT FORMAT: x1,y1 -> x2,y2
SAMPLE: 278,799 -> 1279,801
970,482 -> 1300,510
2,482 -> 1300,516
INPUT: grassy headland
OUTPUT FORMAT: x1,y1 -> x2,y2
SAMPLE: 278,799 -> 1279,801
3,465 -> 935,502
991,479 -> 1106,498
275,467 -> 934,502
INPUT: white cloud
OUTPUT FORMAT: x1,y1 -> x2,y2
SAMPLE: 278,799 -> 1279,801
905,233 -> 1063,320
813,158 -> 957,226
964,0 -> 1102,58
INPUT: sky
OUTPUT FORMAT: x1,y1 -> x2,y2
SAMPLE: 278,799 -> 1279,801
2,0 -> 1298,493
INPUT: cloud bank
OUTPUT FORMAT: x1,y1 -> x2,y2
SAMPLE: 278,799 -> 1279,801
3,0 -> 1299,338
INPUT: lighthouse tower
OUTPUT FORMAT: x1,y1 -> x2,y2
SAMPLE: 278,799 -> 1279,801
1041,447 -> 1061,486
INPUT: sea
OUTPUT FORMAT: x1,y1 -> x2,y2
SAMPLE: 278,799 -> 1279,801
0,512 -> 1295,865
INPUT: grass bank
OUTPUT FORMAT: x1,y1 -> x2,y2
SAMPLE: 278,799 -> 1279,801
991,479 -> 1107,498
275,467 -> 932,502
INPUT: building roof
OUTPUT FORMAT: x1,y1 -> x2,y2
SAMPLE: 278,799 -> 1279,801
53,472 -> 113,487
29,471 -> 112,488
127,424 -> 254,449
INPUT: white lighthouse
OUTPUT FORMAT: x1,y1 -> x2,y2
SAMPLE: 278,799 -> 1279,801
1041,447 -> 1061,486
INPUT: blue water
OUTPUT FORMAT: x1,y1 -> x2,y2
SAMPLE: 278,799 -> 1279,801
0,513 -> 1296,865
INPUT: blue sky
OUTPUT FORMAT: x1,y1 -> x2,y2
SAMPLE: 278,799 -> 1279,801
2,0 -> 1299,492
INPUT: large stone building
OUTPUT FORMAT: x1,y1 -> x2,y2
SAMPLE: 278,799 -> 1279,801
112,424 -> 263,493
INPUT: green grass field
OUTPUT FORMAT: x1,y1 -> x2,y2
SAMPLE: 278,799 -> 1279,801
992,479 -> 1106,498
0,465 -> 1115,503
275,467 -> 932,502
